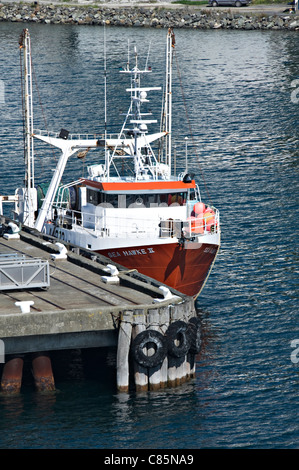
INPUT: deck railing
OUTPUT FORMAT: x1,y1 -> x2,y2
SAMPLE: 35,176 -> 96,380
52,205 -> 219,240
33,129 -> 124,142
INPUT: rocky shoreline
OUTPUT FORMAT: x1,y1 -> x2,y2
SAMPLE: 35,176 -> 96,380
0,2 -> 298,30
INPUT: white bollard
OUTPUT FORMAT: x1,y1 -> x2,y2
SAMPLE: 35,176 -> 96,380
50,242 -> 68,260
15,300 -> 34,313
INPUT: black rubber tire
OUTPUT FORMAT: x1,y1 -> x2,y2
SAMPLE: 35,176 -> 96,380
188,317 -> 202,354
166,321 -> 191,358
131,329 -> 167,368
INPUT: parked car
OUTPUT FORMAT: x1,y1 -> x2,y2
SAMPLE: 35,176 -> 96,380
209,0 -> 251,6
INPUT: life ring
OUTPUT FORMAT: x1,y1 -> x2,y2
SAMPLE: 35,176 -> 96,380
131,329 -> 167,368
188,317 -> 201,354
166,320 -> 191,358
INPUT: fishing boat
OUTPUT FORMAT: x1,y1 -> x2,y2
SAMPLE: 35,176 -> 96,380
3,28 -> 220,298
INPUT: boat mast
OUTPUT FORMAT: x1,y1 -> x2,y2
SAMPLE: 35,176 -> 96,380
19,28 -> 35,227
103,20 -> 109,178
164,28 -> 175,174
117,46 -> 162,180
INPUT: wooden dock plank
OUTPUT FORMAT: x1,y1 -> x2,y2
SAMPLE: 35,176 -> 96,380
0,236 -> 159,315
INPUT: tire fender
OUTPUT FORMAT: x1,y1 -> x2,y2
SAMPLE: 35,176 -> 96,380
166,320 -> 191,358
131,329 -> 167,368
188,317 -> 202,354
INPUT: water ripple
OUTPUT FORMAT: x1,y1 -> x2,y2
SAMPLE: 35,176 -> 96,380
0,24 -> 298,450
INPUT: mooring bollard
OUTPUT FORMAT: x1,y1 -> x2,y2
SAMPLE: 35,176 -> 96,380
31,353 -> 55,392
0,356 -> 24,394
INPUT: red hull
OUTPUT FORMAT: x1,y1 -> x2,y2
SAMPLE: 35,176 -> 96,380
99,241 -> 219,297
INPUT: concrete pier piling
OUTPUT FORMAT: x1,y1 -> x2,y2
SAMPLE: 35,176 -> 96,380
1,356 -> 24,394
158,307 -> 169,389
116,311 -> 133,393
132,311 -> 148,392
147,309 -> 163,391
31,353 -> 55,392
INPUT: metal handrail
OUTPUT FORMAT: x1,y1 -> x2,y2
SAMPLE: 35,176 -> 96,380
51,205 -> 219,239
33,129 -> 125,142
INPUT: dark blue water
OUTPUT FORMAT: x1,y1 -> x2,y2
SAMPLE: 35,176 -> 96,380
0,23 -> 298,449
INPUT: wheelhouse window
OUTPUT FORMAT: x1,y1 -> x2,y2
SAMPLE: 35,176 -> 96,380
126,192 -> 188,208
86,189 -> 118,208
86,188 -> 188,208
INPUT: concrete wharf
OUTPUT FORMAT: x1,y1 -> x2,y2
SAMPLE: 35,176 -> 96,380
0,222 -> 198,393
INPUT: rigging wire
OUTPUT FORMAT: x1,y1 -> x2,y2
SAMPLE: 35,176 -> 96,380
173,48 -> 212,205
31,59 -> 58,166
19,39 -> 26,173
19,29 -> 58,183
